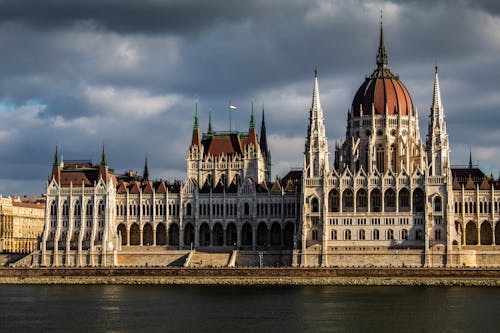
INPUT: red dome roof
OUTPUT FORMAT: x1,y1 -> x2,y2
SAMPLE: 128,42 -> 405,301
351,68 -> 414,117
351,23 -> 414,117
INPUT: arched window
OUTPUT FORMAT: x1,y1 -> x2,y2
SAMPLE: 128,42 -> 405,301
86,201 -> 93,216
359,229 -> 365,240
344,229 -> 351,240
186,203 -> 192,216
435,229 -> 441,240
402,229 -> 408,240
331,230 -> 337,240
376,145 -> 385,173
74,201 -> 81,216
50,201 -> 57,216
98,199 -> 105,215
356,189 -> 368,211
373,229 -> 380,240
62,200 -> 69,216
342,190 -> 354,212
328,190 -> 340,212
244,202 -> 250,216
413,188 -> 425,213
384,189 -> 396,211
434,196 -> 442,212
398,188 -> 410,212
370,189 -> 382,212
311,197 -> 319,213
387,229 -> 394,240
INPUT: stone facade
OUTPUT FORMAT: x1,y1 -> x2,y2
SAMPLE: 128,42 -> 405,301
34,24 -> 500,268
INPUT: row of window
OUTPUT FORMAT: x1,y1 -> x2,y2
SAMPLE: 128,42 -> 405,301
311,228 -> 434,241
311,188 -> 428,213
328,217 -> 412,226
116,203 -> 179,217
50,200 -> 105,217
49,219 -> 104,228
454,201 -> 499,215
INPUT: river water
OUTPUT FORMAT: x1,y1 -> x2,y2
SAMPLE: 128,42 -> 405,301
1,285 -> 499,332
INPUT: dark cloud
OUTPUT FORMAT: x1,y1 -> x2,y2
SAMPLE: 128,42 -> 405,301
0,0 -> 499,195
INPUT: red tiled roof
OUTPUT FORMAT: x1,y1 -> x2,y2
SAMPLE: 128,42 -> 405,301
12,202 -> 44,209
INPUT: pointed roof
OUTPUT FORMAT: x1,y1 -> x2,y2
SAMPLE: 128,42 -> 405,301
193,103 -> 199,131
480,177 -> 490,190
191,106 -> 201,147
452,176 -> 460,190
247,102 -> 258,146
213,178 -> 225,193
130,182 -> 141,194
117,182 -> 128,194
156,181 -> 167,194
143,181 -> 153,193
465,176 -> 475,190
271,179 -> 282,193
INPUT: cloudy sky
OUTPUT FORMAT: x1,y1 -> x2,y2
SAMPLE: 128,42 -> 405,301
1,0 -> 499,196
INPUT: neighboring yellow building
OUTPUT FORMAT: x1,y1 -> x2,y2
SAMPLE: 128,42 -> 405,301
0,195 -> 45,253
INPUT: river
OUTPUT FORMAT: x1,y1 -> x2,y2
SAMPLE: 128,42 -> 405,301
1,285 -> 499,332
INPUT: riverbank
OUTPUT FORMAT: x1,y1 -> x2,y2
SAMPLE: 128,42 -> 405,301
2,275 -> 500,286
1,267 -> 500,286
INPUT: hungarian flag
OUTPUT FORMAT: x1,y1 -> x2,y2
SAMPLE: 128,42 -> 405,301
229,103 -> 238,110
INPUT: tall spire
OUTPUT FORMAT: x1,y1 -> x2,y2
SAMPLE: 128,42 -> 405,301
469,149 -> 473,169
249,101 -> 255,129
191,104 -> 201,147
143,157 -> 150,181
100,144 -> 107,167
208,110 -> 213,134
432,66 -> 442,110
259,106 -> 268,155
53,145 -> 59,164
376,12 -> 388,69
193,103 -> 199,131
305,69 -> 329,177
312,68 -> 321,110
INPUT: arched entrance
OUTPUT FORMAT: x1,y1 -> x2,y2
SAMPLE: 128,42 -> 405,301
212,223 -> 224,246
117,223 -> 127,246
130,223 -> 140,246
480,221 -> 492,245
168,224 -> 179,246
242,223 -> 252,246
143,223 -> 153,246
257,223 -> 268,246
184,223 -> 195,247
270,223 -> 282,246
465,221 -> 478,245
199,223 -> 210,246
156,223 -> 166,246
226,223 -> 237,246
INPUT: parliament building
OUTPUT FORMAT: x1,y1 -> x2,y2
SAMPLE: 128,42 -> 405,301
23,25 -> 500,268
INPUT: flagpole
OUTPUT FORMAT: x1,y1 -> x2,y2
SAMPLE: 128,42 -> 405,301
229,100 -> 232,133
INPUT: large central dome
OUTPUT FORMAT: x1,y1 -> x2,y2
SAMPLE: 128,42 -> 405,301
351,25 -> 414,117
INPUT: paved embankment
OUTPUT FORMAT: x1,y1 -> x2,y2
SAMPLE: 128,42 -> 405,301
1,268 -> 500,286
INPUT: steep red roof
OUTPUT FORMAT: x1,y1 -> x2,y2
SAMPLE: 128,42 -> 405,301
12,202 -> 44,210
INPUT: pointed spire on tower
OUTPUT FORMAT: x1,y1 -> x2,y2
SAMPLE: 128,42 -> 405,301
100,144 -> 107,167
249,101 -> 255,129
143,157 -> 150,181
193,103 -> 199,131
191,104 -> 201,147
376,11 -> 388,69
469,148 -> 473,169
53,145 -> 59,165
312,68 -> 321,110
432,66 -> 443,110
260,106 -> 268,155
208,110 -> 213,135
